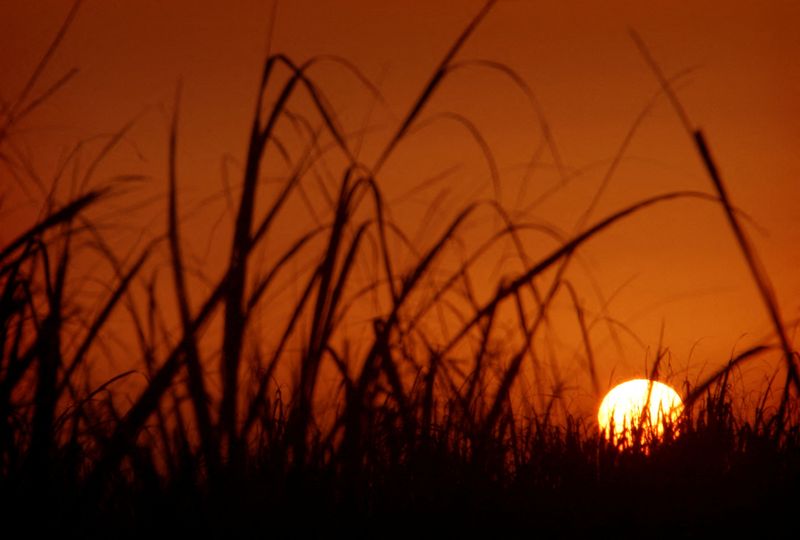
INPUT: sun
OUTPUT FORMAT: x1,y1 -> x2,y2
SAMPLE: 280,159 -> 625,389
597,379 -> 683,447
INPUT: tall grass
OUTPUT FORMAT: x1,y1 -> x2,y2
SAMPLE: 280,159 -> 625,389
1,1 -> 798,535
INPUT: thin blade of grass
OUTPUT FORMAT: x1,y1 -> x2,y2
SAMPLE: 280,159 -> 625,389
630,30 -> 800,415
166,84 -> 219,473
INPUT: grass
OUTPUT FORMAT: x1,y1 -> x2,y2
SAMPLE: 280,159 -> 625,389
1,1 -> 799,537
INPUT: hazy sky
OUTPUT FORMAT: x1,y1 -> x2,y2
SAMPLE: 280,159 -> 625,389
2,1 -> 798,406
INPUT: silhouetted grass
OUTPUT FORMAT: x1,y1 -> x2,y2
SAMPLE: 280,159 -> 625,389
1,1 -> 799,537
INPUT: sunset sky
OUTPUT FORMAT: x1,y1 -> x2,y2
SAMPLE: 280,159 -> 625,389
2,1 -> 798,412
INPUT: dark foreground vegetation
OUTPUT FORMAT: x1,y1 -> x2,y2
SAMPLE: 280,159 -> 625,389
4,393 -> 800,537
2,2 -> 799,537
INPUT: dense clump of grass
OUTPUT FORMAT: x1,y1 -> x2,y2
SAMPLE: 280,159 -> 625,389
1,1 -> 799,536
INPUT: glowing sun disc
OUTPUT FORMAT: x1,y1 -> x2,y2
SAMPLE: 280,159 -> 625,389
597,379 -> 683,445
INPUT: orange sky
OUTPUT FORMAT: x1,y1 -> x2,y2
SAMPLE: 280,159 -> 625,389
2,1 -> 799,414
